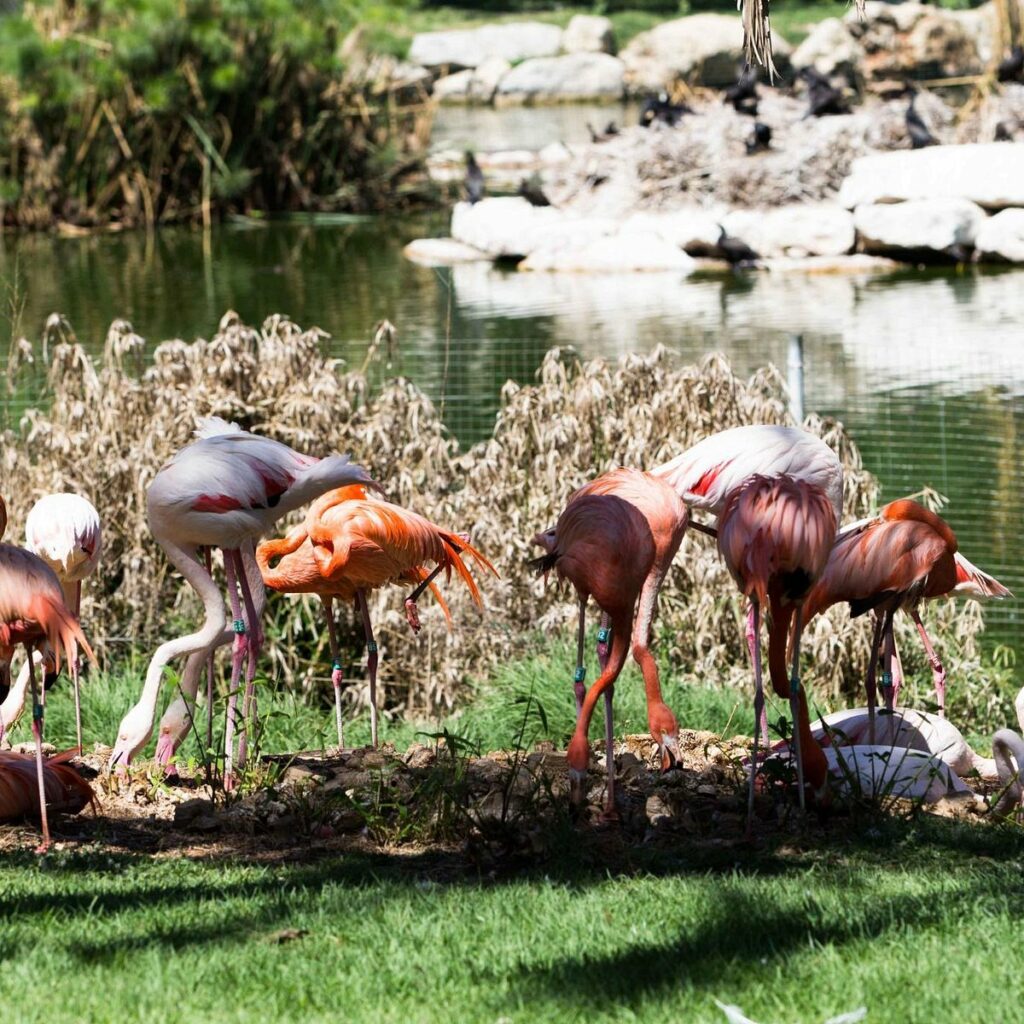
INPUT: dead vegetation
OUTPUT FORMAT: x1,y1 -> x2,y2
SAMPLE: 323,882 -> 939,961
0,313 -> 991,725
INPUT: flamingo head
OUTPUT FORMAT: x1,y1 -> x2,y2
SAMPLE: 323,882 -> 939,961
154,698 -> 193,771
567,734 -> 591,807
1016,688 -> 1024,734
109,702 -> 154,773
647,702 -> 680,771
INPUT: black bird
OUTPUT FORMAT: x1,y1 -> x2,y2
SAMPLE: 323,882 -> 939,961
724,65 -> 759,117
717,225 -> 759,267
995,121 -> 1015,142
798,67 -> 850,118
745,122 -> 772,155
639,92 -> 692,128
997,45 -> 1024,84
517,174 -> 551,207
586,120 -> 619,143
464,151 -> 485,204
905,90 -> 936,149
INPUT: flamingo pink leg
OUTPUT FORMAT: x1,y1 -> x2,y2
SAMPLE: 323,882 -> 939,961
71,579 -> 83,753
863,613 -> 885,744
880,610 -> 896,716
323,596 -> 345,749
602,685 -> 616,816
26,645 -> 51,854
222,548 -> 246,790
746,602 -> 769,745
204,547 -> 216,752
747,600 -> 764,834
788,606 -> 807,813
356,589 -> 379,748
234,547 -> 263,770
910,608 -> 947,716
573,596 -> 587,717
890,635 -> 904,709
596,612 -> 611,672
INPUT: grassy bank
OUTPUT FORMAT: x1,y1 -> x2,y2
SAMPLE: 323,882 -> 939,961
1,813 -> 1022,1023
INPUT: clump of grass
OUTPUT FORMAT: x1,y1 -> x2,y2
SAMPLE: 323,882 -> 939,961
1,313 -> 995,732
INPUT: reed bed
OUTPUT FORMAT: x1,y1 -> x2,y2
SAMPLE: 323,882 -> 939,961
1,313 -> 993,726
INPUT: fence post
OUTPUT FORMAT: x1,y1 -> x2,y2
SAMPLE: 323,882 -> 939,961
787,332 -> 805,425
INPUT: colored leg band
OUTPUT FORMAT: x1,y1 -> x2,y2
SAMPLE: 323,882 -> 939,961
367,641 -> 378,654
574,666 -> 586,684
233,619 -> 246,634
597,628 -> 611,643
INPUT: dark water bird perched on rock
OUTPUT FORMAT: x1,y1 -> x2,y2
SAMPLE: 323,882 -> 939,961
717,225 -> 759,267
725,65 -> 760,116
997,45 -> 1024,83
905,88 -> 937,149
587,121 -> 619,143
517,174 -> 551,208
995,121 -> 1016,142
745,121 -> 772,155
798,66 -> 850,118
639,92 -> 692,128
464,151 -> 485,205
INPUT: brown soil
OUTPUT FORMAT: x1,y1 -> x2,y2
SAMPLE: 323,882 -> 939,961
0,730 -> 998,866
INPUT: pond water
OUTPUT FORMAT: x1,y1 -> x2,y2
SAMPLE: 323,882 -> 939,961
2,214 -> 1023,662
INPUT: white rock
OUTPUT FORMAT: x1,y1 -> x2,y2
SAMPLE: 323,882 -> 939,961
562,14 -> 615,54
409,22 -> 563,70
839,144 -> 1024,210
402,238 -> 491,267
521,232 -> 695,273
854,198 -> 986,255
620,207 -> 725,254
721,204 -> 856,258
451,197 -> 571,258
791,18 -> 864,81
432,57 -> 510,104
621,14 -> 792,92
763,254 -> 901,274
974,208 -> 1024,263
495,52 -> 625,105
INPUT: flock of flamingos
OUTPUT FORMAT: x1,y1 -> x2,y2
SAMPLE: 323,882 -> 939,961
1,419 -> 1023,852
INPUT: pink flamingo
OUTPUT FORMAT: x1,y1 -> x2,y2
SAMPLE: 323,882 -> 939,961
110,419 -> 376,778
532,468 -> 688,815
653,425 -> 843,813
0,495 -> 96,851
0,493 -> 103,751
257,484 -> 496,747
803,499 -> 1011,722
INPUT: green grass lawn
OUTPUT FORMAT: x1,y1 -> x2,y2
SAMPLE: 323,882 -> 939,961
1,814 -> 1022,1023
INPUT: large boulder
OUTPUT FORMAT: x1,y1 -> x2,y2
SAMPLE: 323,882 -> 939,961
791,18 -> 864,84
721,204 -> 856,258
562,14 -> 615,54
839,145 -> 1024,210
403,238 -> 491,267
854,198 -> 986,256
451,197 -> 586,259
974,209 -> 1024,263
432,58 -> 510,105
621,14 -> 792,92
495,52 -> 625,105
521,232 -> 695,273
409,21 -> 562,70
620,208 -> 725,255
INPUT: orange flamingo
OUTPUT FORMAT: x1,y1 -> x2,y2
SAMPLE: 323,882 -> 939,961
0,496 -> 96,851
0,749 -> 94,827
532,468 -> 689,815
717,474 -> 838,817
803,499 -> 1011,723
257,485 -> 497,747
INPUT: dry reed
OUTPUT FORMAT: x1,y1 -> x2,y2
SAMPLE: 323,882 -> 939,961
1,315 -> 988,722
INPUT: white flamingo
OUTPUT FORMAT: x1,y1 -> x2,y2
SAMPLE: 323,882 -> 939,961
110,419 -> 376,778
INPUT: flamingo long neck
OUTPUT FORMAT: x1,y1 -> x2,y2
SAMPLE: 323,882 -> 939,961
1016,686 -> 1024,733
0,653 -> 35,738
137,539 -> 228,730
992,728 -> 1024,813
767,591 -> 794,698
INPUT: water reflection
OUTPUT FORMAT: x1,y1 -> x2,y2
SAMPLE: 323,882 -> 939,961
1,221 -> 1022,654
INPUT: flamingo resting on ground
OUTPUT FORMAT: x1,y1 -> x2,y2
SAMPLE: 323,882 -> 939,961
0,496 -> 96,851
0,493 -> 102,752
257,485 -> 497,748
532,468 -> 689,815
0,749 -> 95,826
803,499 -> 1011,722
110,419 -> 376,780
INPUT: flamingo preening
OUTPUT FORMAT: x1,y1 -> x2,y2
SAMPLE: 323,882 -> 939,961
803,499 -> 1011,722
110,419 -> 376,779
0,493 -> 103,751
0,496 -> 96,851
532,468 -> 689,815
257,485 -> 497,747
654,425 -> 843,814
